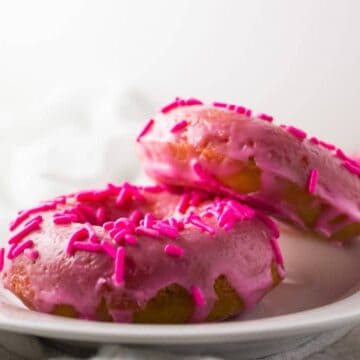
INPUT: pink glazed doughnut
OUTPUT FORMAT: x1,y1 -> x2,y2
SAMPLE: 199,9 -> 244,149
137,98 -> 360,241
1,183 -> 283,323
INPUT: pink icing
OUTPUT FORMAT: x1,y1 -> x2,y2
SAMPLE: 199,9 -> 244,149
191,286 -> 206,307
113,246 -> 125,286
136,119 -> 155,142
170,120 -> 188,133
164,243 -> 185,257
0,248 -> 5,272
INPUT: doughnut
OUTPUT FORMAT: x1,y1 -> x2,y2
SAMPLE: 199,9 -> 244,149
137,98 -> 360,241
1,183 -> 284,323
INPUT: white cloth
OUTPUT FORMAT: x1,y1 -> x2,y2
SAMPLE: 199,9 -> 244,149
0,89 -> 359,359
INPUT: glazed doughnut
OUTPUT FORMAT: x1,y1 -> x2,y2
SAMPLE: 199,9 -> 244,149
137,98 -> 360,241
1,183 -> 283,323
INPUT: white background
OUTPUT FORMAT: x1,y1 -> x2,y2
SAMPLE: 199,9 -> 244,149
0,0 -> 359,213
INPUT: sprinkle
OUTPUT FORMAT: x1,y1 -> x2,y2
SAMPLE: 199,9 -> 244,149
236,106 -> 246,114
185,98 -> 203,106
8,216 -> 42,245
24,249 -> 39,262
170,120 -> 188,133
85,222 -> 98,243
66,227 -> 88,255
177,193 -> 190,214
286,126 -> 307,141
113,229 -> 128,243
218,208 -> 235,230
109,228 -> 121,238
336,149 -> 355,164
136,119 -> 155,142
9,202 -> 56,231
76,189 -> 110,202
257,113 -> 273,122
129,210 -> 143,226
212,101 -> 227,108
161,101 -> 179,114
114,217 -> 132,229
135,226 -> 161,239
310,137 -> 320,145
191,286 -> 206,307
343,161 -> 360,177
244,109 -> 252,117
7,240 -> 34,259
96,207 -> 106,224
192,161 -> 212,182
164,244 -> 184,258
154,222 -> 178,239
102,241 -> 116,258
72,242 -> 103,253
113,247 -> 125,286
124,234 -> 137,245
106,182 -> 122,195
103,221 -> 115,231
187,215 -> 216,235
141,185 -> 164,193
307,168 -> 319,194
318,140 -> 336,151
228,104 -> 236,111
53,214 -> 78,225
227,200 -> 255,220
75,204 -> 97,222
143,213 -> 156,228
0,248 -> 5,272
190,191 -> 208,206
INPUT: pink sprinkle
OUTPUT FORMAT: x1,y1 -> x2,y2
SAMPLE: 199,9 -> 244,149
190,191 -> 208,206
107,182 -> 122,195
318,140 -> 336,151
177,193 -> 190,214
336,149 -> 355,164
124,234 -> 137,245
244,109 -> 252,117
191,286 -> 205,307
154,222 -> 178,239
9,202 -> 56,231
129,210 -> 143,226
136,118 -> 155,142
307,168 -> 319,194
257,113 -> 273,122
8,217 -> 42,245
164,244 -> 184,258
76,189 -> 110,202
185,98 -> 203,106
218,208 -> 235,230
102,241 -> 116,258
113,246 -> 125,286
24,249 -> 39,262
73,242 -> 103,253
310,137 -> 320,145
66,227 -> 88,255
188,215 -> 216,235
228,104 -> 236,111
236,106 -> 246,114
144,213 -> 156,228
96,207 -> 106,224
0,248 -> 5,272
212,102 -> 227,108
53,214 -> 78,225
85,222 -> 98,243
135,226 -> 161,239
109,228 -> 121,238
161,101 -> 179,114
103,221 -> 115,231
114,217 -> 131,229
7,240 -> 34,260
115,187 -> 129,207
343,161 -> 360,177
113,229 -> 128,243
141,185 -> 164,193
286,126 -> 307,141
170,120 -> 188,133
75,204 -> 97,222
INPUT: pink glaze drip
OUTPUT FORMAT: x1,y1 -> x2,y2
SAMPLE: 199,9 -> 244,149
170,120 -> 188,133
0,248 -> 4,272
286,126 -> 307,141
307,168 -> 319,194
257,113 -> 273,122
8,216 -> 43,245
191,286 -> 206,307
136,119 -> 155,142
9,202 -> 56,231
164,243 -> 184,258
113,246 -> 125,286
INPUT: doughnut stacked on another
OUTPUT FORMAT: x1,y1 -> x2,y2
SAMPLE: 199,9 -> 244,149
1,183 -> 284,323
137,98 -> 360,241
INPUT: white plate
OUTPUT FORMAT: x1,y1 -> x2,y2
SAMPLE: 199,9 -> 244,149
0,226 -> 360,357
